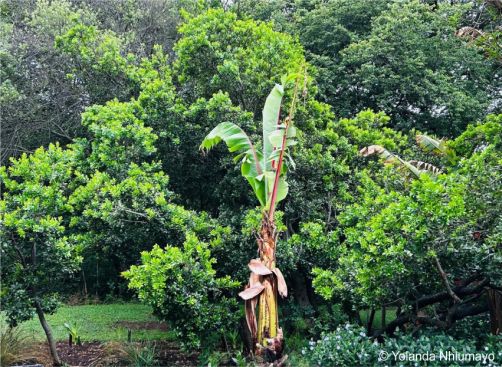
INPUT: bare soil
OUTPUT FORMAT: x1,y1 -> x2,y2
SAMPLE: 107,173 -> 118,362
17,340 -> 200,367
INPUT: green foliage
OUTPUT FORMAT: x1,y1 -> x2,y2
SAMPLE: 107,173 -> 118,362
301,324 -> 502,367
331,0 -> 493,136
0,0 -> 188,162
174,9 -> 305,115
55,21 -> 127,73
0,144 -> 81,325
312,117 -> 502,307
301,324 -> 380,367
126,342 -> 157,367
63,322 -> 81,345
449,114 -> 502,158
240,0 -> 499,136
123,234 -> 240,349
1,0 -> 501,357
78,100 -> 157,173
95,340 -> 161,367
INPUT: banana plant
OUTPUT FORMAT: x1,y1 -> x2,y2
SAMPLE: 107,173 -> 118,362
200,80 -> 300,361
64,322 -> 81,347
360,142 -> 442,178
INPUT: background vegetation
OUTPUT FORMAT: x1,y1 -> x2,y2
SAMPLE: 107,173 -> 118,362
1,0 -> 501,366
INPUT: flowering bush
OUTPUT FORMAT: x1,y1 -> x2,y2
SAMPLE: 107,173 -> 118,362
302,324 -> 380,366
301,324 -> 502,367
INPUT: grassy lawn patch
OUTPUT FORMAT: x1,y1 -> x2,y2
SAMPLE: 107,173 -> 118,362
359,307 -> 397,330
2,303 -> 175,342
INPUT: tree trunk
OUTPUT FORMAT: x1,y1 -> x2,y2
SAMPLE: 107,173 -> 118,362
240,213 -> 287,363
381,306 -> 386,330
81,268 -> 88,298
255,214 -> 283,361
35,300 -> 62,366
487,289 -> 502,335
367,308 -> 376,335
291,271 -> 312,309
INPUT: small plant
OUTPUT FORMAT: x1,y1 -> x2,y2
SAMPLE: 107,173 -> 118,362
231,351 -> 248,367
91,341 -> 158,367
1,327 -> 27,366
227,329 -> 241,351
64,322 -> 82,346
302,324 -> 380,367
199,350 -> 224,367
126,342 -> 157,367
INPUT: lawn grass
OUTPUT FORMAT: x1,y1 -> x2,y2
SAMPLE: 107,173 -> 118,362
359,307 -> 397,330
1,303 -> 175,342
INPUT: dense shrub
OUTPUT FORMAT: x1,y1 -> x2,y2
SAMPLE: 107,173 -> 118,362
123,233 -> 240,349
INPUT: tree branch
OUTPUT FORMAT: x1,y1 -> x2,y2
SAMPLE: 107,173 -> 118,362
433,256 -> 461,303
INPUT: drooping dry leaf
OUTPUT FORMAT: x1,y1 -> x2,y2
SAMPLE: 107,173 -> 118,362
409,160 -> 442,175
456,26 -> 484,40
249,272 -> 260,287
248,258 -> 272,275
359,145 -> 385,157
239,283 -> 265,300
273,268 -> 287,298
245,298 -> 257,339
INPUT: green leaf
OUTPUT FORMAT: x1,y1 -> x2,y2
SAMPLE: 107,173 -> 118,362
201,122 -> 265,205
262,84 -> 284,172
274,177 -> 289,205
268,129 -> 284,148
201,121 -> 262,173
416,134 -> 445,154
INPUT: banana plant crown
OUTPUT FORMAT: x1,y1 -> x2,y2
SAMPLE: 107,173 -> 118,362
360,134 -> 448,178
200,84 -> 296,212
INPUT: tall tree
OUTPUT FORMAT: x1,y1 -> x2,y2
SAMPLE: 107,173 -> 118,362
330,0 -> 495,136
